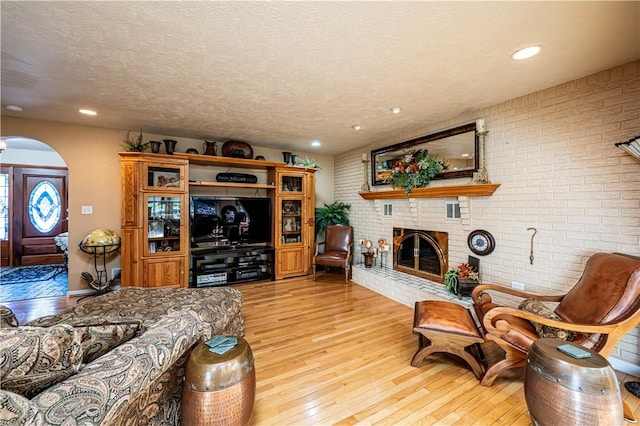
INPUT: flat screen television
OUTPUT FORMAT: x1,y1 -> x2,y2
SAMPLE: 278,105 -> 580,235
190,196 -> 272,248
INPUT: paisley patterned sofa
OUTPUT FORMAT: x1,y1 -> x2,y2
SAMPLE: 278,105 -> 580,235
0,287 -> 244,425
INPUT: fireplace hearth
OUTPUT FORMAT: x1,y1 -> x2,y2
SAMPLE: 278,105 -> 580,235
393,228 -> 448,283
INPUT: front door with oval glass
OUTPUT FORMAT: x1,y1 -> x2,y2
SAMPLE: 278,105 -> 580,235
12,167 -> 68,266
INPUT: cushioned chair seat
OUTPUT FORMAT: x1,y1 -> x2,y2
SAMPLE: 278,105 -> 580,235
317,251 -> 349,266
499,323 -> 540,353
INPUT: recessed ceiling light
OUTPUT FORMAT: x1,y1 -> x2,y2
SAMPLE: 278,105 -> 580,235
461,153 -> 470,157
5,105 -> 23,112
391,107 -> 401,114
79,109 -> 97,116
352,125 -> 362,131
311,141 -> 321,147
511,45 -> 542,60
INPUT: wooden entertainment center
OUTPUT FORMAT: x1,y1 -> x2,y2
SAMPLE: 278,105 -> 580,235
119,152 -> 316,288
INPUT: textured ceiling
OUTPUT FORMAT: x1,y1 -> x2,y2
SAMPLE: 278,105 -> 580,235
1,1 -> 639,155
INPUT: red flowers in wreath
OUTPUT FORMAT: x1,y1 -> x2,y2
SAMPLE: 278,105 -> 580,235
385,149 -> 443,194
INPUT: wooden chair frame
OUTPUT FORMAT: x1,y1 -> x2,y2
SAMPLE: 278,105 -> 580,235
472,283 -> 640,387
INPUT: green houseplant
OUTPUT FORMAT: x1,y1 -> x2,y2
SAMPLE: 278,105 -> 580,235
121,130 -> 149,152
315,201 -> 350,239
299,157 -> 321,170
444,269 -> 460,294
445,263 -> 480,299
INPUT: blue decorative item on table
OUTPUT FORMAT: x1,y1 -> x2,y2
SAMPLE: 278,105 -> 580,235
205,336 -> 239,355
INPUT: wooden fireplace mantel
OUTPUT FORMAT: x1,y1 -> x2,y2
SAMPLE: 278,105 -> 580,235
358,183 -> 500,200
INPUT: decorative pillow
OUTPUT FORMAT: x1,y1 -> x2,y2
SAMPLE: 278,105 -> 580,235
27,316 -> 145,364
0,305 -> 19,328
519,298 -> 574,341
0,324 -> 84,398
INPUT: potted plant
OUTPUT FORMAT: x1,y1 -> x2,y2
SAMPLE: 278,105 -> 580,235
121,130 -> 149,152
444,268 -> 460,294
445,262 -> 480,299
299,157 -> 321,170
315,201 -> 350,239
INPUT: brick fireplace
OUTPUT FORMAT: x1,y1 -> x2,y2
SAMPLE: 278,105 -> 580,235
392,228 -> 448,283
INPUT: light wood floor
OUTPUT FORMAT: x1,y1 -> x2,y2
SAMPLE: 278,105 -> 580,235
5,274 -> 639,425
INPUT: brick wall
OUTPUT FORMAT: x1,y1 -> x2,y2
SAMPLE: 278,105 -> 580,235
335,61 -> 640,366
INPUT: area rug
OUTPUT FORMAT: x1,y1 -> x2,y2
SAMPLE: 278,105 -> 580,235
0,263 -> 65,285
0,269 -> 67,303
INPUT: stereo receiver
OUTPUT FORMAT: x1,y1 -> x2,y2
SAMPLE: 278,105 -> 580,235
196,272 -> 227,286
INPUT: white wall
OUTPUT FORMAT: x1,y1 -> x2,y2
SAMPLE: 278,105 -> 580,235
335,61 -> 640,365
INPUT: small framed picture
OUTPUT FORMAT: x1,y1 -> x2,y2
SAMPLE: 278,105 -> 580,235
148,220 -> 164,238
148,168 -> 181,187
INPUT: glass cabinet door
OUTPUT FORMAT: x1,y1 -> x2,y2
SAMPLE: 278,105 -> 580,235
280,174 -> 304,194
143,164 -> 184,191
146,195 -> 182,255
281,199 -> 302,244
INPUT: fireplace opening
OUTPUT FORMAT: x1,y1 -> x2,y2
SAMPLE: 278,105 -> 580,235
393,228 -> 448,283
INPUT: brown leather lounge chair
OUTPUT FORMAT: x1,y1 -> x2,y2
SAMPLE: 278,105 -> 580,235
472,252 -> 640,388
313,225 -> 354,284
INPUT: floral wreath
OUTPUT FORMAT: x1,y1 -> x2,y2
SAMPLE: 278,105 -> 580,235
385,149 -> 443,194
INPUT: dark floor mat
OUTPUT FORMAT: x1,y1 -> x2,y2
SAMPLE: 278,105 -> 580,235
625,381 -> 640,398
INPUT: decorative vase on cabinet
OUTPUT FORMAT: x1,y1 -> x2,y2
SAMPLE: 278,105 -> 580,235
203,141 -> 217,156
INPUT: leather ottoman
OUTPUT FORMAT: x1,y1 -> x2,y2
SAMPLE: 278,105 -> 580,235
411,300 -> 485,379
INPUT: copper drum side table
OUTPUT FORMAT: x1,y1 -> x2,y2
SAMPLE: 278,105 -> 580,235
182,337 -> 256,426
524,338 -> 623,426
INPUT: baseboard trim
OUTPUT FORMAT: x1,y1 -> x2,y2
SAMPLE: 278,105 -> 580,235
67,289 -> 95,297
67,284 -> 121,297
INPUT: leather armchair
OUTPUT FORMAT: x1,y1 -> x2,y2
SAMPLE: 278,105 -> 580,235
313,225 -> 354,284
472,252 -> 640,387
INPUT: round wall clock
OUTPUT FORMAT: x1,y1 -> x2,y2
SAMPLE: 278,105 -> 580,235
468,230 -> 495,256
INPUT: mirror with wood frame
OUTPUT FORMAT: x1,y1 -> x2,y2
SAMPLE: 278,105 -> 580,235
371,122 -> 478,186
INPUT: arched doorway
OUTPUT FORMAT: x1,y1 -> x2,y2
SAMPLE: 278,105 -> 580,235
0,136 -> 68,301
